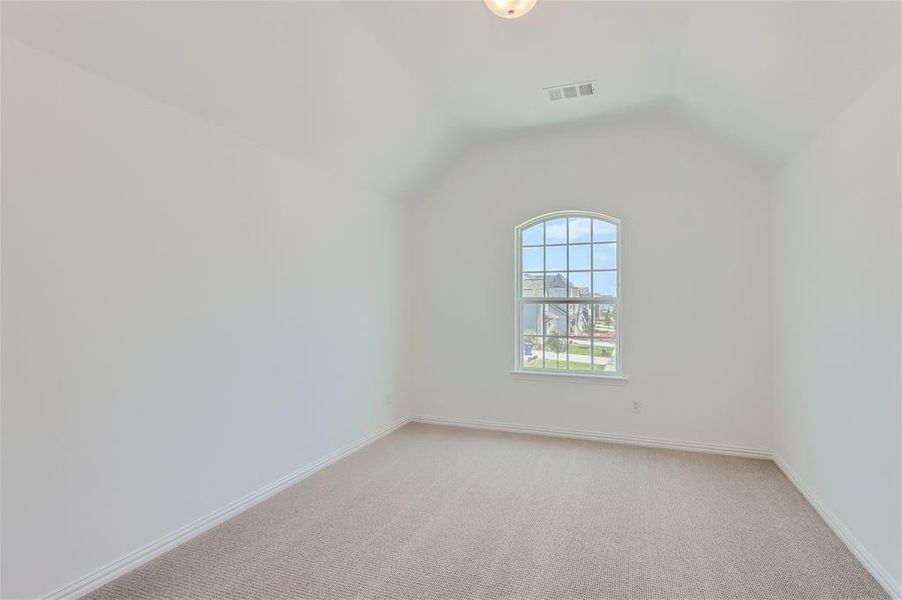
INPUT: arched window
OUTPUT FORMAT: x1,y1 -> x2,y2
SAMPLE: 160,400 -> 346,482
515,211 -> 621,377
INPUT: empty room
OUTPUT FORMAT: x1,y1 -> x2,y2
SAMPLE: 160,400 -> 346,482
1,1 -> 900,598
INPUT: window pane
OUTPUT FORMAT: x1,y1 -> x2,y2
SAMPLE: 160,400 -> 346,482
523,345 -> 543,369
523,335 -> 544,369
522,246 -> 543,272
569,244 -> 590,270
544,303 -> 567,335
545,273 -> 568,298
568,339 -> 592,371
545,245 -> 567,271
568,217 -> 591,243
593,219 -> 617,242
568,303 -> 592,337
522,222 -> 543,246
543,336 -> 567,369
545,218 -> 568,245
592,303 -> 617,372
593,303 -> 617,336
522,273 -> 544,297
567,272 -> 590,298
522,303 -> 543,335
592,243 -> 617,270
593,341 -> 616,371
521,304 -> 542,369
593,271 -> 617,298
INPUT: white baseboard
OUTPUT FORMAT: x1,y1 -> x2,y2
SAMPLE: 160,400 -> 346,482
43,416 -> 412,600
772,453 -> 900,599
40,415 -> 897,600
411,415 -> 772,459
414,416 -> 898,596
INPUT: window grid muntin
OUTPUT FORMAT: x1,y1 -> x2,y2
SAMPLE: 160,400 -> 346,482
522,300 -> 613,372
517,212 -> 620,375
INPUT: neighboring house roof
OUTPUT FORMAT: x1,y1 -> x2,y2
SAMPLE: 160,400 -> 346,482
523,273 -> 613,303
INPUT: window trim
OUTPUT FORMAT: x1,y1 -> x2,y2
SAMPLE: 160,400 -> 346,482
512,210 -> 625,381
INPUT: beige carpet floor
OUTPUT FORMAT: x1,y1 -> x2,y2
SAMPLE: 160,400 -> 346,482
88,423 -> 887,599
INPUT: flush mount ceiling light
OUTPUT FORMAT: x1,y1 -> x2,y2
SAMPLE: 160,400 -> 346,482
483,0 -> 537,19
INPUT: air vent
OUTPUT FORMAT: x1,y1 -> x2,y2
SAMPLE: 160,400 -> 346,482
544,80 -> 596,102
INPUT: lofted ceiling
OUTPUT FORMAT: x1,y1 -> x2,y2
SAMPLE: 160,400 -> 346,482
349,2 -> 900,157
2,1 -> 899,198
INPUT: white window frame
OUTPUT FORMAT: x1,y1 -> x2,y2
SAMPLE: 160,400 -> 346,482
512,210 -> 626,382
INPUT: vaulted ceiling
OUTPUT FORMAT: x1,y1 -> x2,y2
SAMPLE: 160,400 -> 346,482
3,1 -> 899,198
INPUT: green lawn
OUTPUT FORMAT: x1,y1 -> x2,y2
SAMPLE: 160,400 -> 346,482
524,358 -> 600,371
566,345 -> 614,357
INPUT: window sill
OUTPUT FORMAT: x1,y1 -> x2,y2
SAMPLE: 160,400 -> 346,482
509,369 -> 629,385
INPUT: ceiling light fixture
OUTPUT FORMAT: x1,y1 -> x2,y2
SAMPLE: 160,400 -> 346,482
483,0 -> 537,19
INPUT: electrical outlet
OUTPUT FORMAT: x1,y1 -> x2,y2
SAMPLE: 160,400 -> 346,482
631,400 -> 641,413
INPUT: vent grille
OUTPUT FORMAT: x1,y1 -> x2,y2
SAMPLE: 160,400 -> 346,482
545,80 -> 596,103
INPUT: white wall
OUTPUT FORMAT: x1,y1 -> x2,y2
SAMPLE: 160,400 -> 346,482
772,66 -> 902,594
408,113 -> 773,451
4,14 -> 898,599
1,38 -> 409,599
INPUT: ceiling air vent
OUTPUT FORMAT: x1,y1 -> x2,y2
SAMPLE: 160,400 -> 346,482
545,80 -> 596,102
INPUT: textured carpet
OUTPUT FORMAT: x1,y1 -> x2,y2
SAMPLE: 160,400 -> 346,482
87,423 -> 887,599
